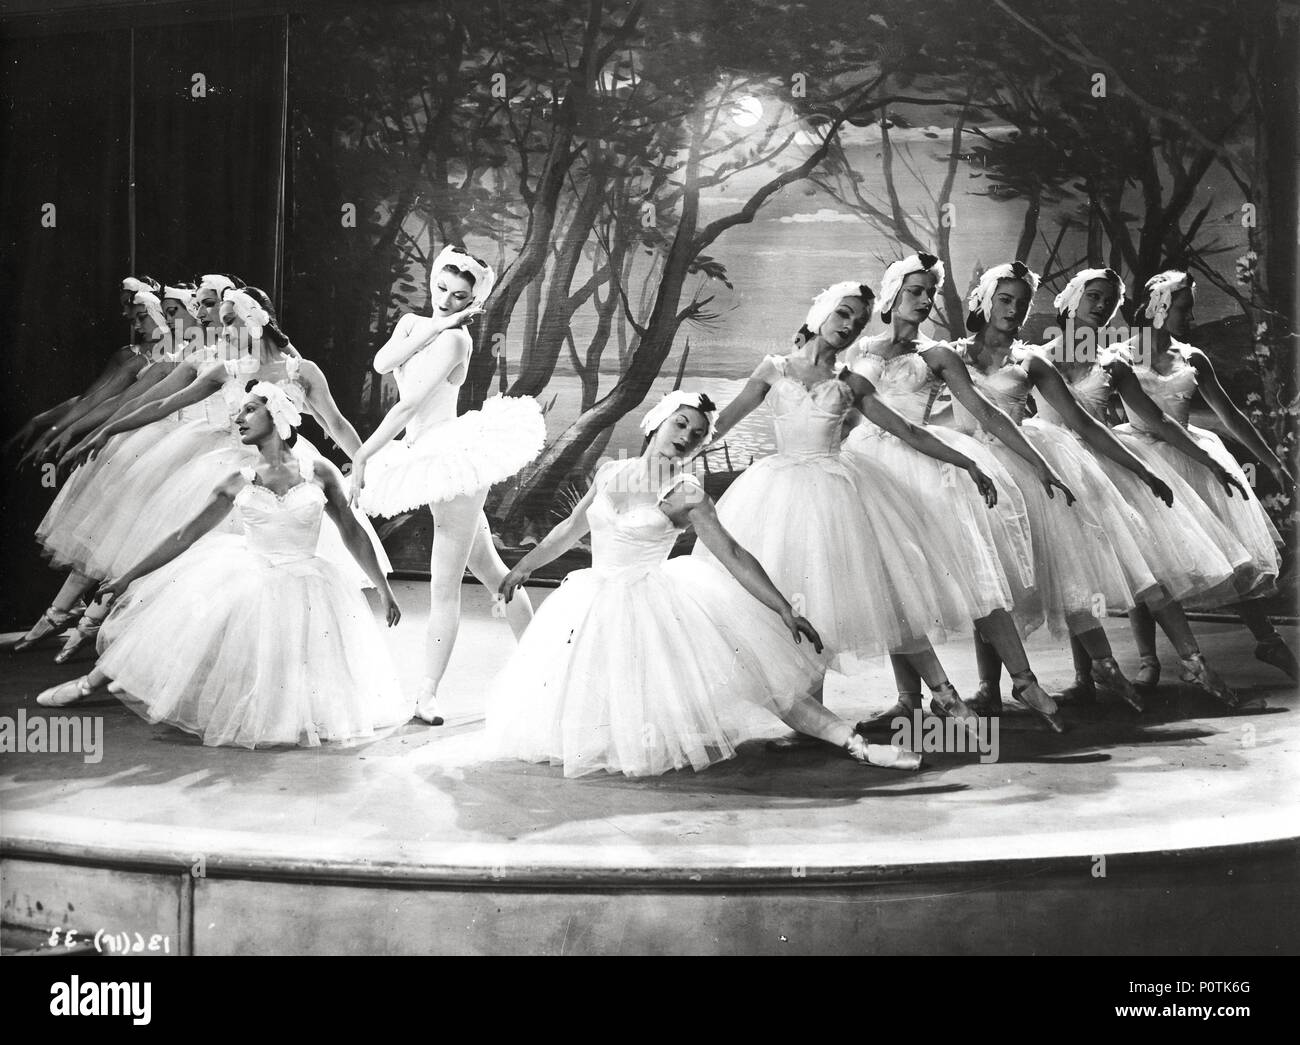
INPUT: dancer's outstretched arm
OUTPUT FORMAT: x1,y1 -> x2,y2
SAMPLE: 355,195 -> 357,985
667,480 -> 822,652
498,483 -> 599,602
19,356 -> 147,466
47,363 -> 181,462
372,309 -> 482,374
1025,353 -> 1172,505
1185,347 -> 1293,488
927,344 -> 1073,500
839,369 -> 1002,508
60,361 -> 216,468
708,357 -> 778,444
316,460 -> 401,626
97,474 -> 240,598
298,359 -> 363,458
1109,360 -> 1248,498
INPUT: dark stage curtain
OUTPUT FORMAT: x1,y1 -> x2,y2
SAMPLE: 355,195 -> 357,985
133,17 -> 286,300
0,17 -> 288,630
0,28 -> 132,630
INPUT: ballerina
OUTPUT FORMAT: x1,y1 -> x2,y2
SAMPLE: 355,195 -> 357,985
11,277 -> 163,469
36,286 -> 391,658
13,288 -> 186,656
693,279 -> 1025,739
1117,269 -> 1295,682
836,254 -> 1072,731
350,245 -> 546,726
36,385 -> 410,748
486,391 -> 921,777
964,263 -> 1242,709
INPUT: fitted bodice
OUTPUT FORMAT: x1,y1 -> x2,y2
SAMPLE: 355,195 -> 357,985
764,355 -> 857,457
193,353 -> 309,430
1131,345 -> 1197,431
950,340 -> 1032,434
1035,361 -> 1112,425
586,461 -> 695,575
394,336 -> 468,444
847,344 -> 942,425
234,460 -> 325,565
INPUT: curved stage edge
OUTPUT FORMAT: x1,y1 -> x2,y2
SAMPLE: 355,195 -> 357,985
2,584 -> 1298,955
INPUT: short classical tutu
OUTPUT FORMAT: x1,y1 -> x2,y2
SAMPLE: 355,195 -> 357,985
97,477 -> 410,748
485,466 -> 823,778
359,394 -> 546,516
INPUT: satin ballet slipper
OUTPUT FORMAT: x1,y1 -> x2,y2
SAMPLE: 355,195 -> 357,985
1179,653 -> 1255,709
855,693 -> 921,736
1091,656 -> 1143,712
413,678 -> 444,726
1254,636 -> 1298,682
926,682 -> 984,746
12,606 -> 76,653
36,675 -> 95,708
845,733 -> 922,771
967,680 -> 1003,717
1010,670 -> 1066,733
54,615 -> 102,665
1134,655 -> 1161,697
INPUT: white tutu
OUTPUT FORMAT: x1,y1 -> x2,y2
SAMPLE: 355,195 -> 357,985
1117,423 -> 1281,604
96,473 -> 410,748
485,467 -> 823,778
36,419 -> 182,573
360,395 -> 546,516
979,421 -> 1139,637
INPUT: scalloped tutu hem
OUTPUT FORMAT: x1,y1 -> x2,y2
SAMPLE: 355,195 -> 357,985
359,395 -> 545,516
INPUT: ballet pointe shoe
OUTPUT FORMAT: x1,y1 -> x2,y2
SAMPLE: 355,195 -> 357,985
1054,675 -> 1097,705
1178,653 -> 1254,710
413,679 -> 444,726
1254,635 -> 1298,682
926,682 -> 984,745
855,693 -> 920,736
967,680 -> 1003,717
845,733 -> 922,771
1091,656 -> 1143,712
1010,671 -> 1066,733
36,675 -> 95,708
11,606 -> 76,653
53,615 -> 102,665
1134,655 -> 1161,697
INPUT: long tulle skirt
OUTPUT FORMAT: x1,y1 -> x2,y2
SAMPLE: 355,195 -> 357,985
694,450 -> 974,665
1115,422 -> 1281,604
97,535 -> 411,748
484,556 -> 824,778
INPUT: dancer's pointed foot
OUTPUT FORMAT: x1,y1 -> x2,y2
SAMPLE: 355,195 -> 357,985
855,694 -> 920,736
413,679 -> 444,726
845,733 -> 922,771
967,680 -> 1003,717
1092,656 -> 1143,712
1134,655 -> 1161,697
1054,675 -> 1097,705
1010,671 -> 1066,733
11,606 -> 76,653
1254,635 -> 1298,682
1179,653 -> 1255,709
53,616 -> 101,665
927,682 -> 984,745
36,675 -> 95,708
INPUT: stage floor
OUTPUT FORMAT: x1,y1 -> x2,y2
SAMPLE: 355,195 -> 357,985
2,581 -> 1297,953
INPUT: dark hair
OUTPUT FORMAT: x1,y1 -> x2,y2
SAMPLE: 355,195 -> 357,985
162,280 -> 197,298
966,261 -> 1033,333
437,263 -> 478,291
228,285 -> 291,349
1054,267 -> 1123,328
243,379 -> 299,447
638,393 -> 717,452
